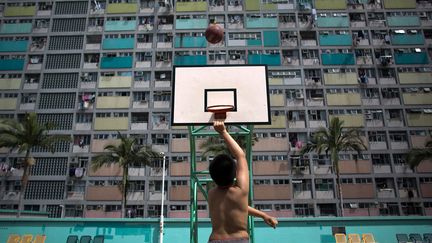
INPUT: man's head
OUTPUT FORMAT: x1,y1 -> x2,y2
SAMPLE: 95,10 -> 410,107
209,154 -> 236,187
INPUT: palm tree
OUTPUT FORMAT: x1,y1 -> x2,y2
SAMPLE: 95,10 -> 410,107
406,139 -> 432,170
300,117 -> 366,217
91,133 -> 161,218
0,113 -> 70,217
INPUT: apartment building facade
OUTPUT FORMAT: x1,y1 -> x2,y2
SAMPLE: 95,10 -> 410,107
0,0 -> 431,218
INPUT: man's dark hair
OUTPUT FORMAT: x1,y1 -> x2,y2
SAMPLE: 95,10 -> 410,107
209,154 -> 236,187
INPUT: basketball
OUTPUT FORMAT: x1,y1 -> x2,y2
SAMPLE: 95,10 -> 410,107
205,24 -> 224,44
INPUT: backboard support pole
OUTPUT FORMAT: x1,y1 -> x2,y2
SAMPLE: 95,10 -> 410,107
188,125 -> 255,243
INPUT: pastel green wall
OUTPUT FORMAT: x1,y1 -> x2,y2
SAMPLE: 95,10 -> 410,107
394,53 -> 429,65
174,36 -> 207,48
391,34 -> 425,45
175,19 -> 207,30
176,2 -> 207,12
0,40 -> 28,52
383,0 -> 416,9
317,17 -> 350,28
106,3 -> 138,14
104,20 -> 136,32
319,34 -> 352,46
102,38 -> 135,50
321,53 -> 356,65
315,0 -> 347,10
0,23 -> 33,34
387,16 -> 420,27
100,56 -> 133,69
1,217 -> 431,243
4,6 -> 36,16
245,0 -> 259,10
0,59 -> 25,70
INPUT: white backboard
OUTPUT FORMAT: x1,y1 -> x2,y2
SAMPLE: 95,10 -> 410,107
171,65 -> 270,125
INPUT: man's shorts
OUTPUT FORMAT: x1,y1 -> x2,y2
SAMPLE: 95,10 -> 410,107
208,238 -> 249,243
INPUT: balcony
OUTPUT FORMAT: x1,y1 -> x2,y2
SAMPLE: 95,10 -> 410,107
86,186 -> 122,201
288,120 -> 306,129
0,98 -> 18,110
105,20 -> 136,32
394,52 -> 428,64
316,190 -> 334,199
99,76 -> 132,89
253,160 -> 289,176
100,56 -> 133,69
85,210 -> 121,218
106,3 -> 138,13
390,140 -> 409,150
293,189 -> 312,199
4,6 -> 37,16
391,33 -> 425,45
339,160 -> 372,174
399,188 -> 418,199
317,16 -> 349,28
0,78 -> 21,90
248,54 -> 281,66
403,93 -> 432,105
270,94 -> 285,107
102,38 -> 135,50
75,122 -> 91,131
420,183 -> 432,197
174,36 -> 207,48
369,141 -> 387,150
329,114 -> 364,127
377,188 -> 395,198
175,19 -> 207,30
246,17 -> 278,28
399,72 -> 432,84
315,0 -> 346,9
252,137 -> 289,151
0,23 -> 33,34
344,208 -> 379,217
407,113 -> 432,127
321,53 -> 355,65
394,164 -> 413,174
94,117 -> 129,131
174,55 -> 207,66
96,96 -> 130,109
383,0 -> 416,9
72,145 -> 89,153
341,184 -> 374,199
327,93 -> 361,106
0,40 -> 28,52
387,16 -> 420,27
254,184 -> 291,200
309,120 -> 327,128
175,1 -> 207,12
0,59 -> 25,71
319,34 -> 352,46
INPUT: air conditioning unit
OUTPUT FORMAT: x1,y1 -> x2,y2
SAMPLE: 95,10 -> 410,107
295,91 -> 304,99
349,203 -> 359,209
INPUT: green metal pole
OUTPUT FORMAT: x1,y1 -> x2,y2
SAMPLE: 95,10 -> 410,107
246,125 -> 255,243
188,126 -> 197,243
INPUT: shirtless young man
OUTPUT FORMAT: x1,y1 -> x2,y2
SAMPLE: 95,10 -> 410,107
208,120 -> 278,243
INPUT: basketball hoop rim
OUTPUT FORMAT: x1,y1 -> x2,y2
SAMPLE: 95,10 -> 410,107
207,105 -> 235,113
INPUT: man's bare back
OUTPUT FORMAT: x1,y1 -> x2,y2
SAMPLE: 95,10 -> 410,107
208,185 -> 249,240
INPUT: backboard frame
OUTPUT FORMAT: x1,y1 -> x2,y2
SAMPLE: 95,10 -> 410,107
171,64 -> 271,126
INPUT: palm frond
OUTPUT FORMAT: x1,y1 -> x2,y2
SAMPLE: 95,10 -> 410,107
91,153 -> 117,170
406,148 -> 432,169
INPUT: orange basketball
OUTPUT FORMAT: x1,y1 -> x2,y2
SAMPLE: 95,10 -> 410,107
205,24 -> 224,44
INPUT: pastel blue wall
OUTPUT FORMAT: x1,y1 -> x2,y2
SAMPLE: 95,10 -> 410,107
102,38 -> 135,50
104,20 -> 136,31
319,34 -> 352,46
0,40 -> 28,52
387,16 -> 420,27
248,54 -> 281,66
1,217 -> 431,243
263,31 -> 280,47
0,23 -> 33,34
174,55 -> 207,65
321,53 -> 356,65
0,59 -> 25,70
100,56 -> 133,69
247,39 -> 262,46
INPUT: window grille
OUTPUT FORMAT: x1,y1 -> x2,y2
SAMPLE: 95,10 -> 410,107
39,93 -> 75,109
52,18 -> 86,32
54,1 -> 88,15
38,113 -> 74,130
42,73 -> 79,89
49,36 -> 84,50
46,54 -> 81,69
25,181 -> 65,200
30,157 -> 68,176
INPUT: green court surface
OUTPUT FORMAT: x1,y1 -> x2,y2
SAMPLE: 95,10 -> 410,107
1,217 -> 431,243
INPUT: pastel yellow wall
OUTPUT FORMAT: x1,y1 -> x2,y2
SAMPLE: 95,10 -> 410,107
99,76 -> 132,88
399,73 -> 432,84
176,2 -> 207,12
256,115 -> 286,129
407,113 -> 432,127
316,0 -> 347,9
327,93 -> 361,106
329,114 -> 364,127
96,96 -> 130,109
106,3 -> 138,13
0,78 -> 21,90
4,6 -> 36,16
383,0 -> 416,9
324,73 -> 358,85
403,93 -> 432,105
270,94 -> 285,107
94,117 -> 129,130
269,78 -> 283,85
0,98 -> 18,110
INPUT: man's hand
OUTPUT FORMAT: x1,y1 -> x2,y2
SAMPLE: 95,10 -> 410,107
264,216 -> 278,229
213,120 -> 227,135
